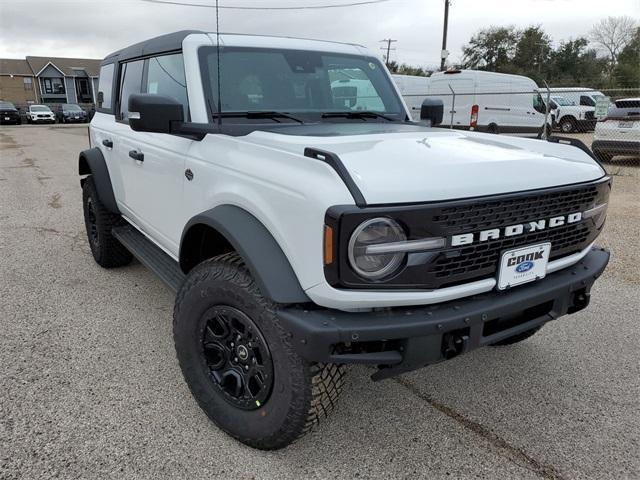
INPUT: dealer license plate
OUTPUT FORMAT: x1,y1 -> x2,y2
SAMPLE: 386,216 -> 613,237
74,116 -> 79,119
618,121 -> 633,128
497,243 -> 551,290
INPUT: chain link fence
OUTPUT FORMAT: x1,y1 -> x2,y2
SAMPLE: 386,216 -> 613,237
399,84 -> 640,176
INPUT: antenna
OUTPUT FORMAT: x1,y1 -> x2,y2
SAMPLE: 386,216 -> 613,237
215,0 -> 222,126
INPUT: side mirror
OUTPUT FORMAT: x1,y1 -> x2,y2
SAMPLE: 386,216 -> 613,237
128,94 -> 184,134
420,98 -> 443,126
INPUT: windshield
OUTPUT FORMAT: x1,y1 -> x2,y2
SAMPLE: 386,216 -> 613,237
199,47 -> 405,122
31,106 -> 51,112
551,96 -> 575,106
63,104 -> 82,111
0,101 -> 16,110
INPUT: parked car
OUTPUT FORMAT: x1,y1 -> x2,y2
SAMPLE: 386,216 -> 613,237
392,74 -> 430,121
545,94 -> 596,133
0,101 -> 21,125
57,103 -> 88,123
592,98 -> 640,162
26,104 -> 56,124
79,31 -> 610,450
426,69 -> 549,135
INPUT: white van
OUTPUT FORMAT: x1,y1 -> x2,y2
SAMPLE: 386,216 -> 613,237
392,74 -> 430,121
426,70 -> 547,134
547,87 -> 605,108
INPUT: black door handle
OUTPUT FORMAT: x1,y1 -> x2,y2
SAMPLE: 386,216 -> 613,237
129,150 -> 144,161
102,139 -> 113,148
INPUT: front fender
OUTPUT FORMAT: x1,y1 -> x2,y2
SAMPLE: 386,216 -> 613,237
181,205 -> 310,304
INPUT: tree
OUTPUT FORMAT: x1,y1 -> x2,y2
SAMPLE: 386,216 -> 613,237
462,26 -> 519,71
589,16 -> 637,71
512,26 -> 553,84
386,60 -> 431,77
548,37 -> 608,87
613,27 -> 640,87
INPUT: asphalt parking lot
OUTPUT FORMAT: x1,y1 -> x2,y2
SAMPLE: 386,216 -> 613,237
1,124 -> 639,479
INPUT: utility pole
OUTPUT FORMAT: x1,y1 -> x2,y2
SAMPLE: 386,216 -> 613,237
380,39 -> 397,68
440,0 -> 450,71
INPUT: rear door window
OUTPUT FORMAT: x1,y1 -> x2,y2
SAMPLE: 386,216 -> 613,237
117,60 -> 144,122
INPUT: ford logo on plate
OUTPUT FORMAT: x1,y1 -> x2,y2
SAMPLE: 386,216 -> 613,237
516,261 -> 534,273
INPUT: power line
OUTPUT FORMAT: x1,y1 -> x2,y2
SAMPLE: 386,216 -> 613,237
141,0 -> 390,10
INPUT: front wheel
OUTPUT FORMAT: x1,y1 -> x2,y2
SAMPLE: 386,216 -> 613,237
173,253 -> 346,450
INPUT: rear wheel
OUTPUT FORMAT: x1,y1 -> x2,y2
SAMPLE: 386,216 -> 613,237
82,176 -> 132,268
487,123 -> 499,134
173,253 -> 346,450
490,326 -> 542,346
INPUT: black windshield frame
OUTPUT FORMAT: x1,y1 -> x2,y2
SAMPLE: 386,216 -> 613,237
198,46 -> 406,124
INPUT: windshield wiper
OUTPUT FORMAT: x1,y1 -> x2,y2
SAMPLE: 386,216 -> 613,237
212,111 -> 304,124
321,111 -> 396,122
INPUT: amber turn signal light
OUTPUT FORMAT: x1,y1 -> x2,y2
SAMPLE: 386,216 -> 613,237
323,225 -> 334,265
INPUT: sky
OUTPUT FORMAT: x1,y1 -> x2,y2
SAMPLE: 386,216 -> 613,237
0,0 -> 638,67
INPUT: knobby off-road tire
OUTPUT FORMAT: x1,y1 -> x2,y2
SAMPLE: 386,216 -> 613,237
490,326 -> 543,346
173,252 -> 346,450
82,176 -> 132,268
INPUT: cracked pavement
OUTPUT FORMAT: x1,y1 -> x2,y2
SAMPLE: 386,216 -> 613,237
1,125 -> 638,479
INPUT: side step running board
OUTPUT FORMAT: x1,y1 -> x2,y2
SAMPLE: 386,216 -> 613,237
112,225 -> 185,293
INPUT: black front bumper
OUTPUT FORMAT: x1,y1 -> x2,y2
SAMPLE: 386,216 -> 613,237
277,248 -> 609,380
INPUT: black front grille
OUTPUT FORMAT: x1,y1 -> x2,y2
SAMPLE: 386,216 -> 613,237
431,221 -> 594,286
431,184 -> 598,234
327,178 -> 610,290
424,183 -> 605,288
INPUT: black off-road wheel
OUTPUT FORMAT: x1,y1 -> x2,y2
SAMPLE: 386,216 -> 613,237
490,326 -> 543,346
173,253 -> 346,450
82,176 -> 132,268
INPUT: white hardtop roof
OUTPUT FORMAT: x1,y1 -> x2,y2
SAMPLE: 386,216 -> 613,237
202,32 -> 370,56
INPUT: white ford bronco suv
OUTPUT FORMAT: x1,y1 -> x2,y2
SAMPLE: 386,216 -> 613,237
79,31 -> 610,450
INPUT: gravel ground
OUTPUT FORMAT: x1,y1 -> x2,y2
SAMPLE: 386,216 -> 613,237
1,125 -> 639,480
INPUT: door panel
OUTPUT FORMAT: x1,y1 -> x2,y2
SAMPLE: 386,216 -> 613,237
114,125 -> 190,253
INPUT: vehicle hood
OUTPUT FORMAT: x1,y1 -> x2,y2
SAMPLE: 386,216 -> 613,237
241,124 -> 606,204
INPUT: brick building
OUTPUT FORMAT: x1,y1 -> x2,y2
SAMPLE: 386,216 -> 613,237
0,56 -> 101,106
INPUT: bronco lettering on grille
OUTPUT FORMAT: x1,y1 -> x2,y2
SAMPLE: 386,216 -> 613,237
451,212 -> 583,247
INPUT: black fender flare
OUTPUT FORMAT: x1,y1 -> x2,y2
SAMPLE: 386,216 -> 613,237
78,147 -> 119,214
180,205 -> 310,304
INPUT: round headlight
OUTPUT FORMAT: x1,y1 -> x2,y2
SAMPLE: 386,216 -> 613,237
348,218 -> 407,280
